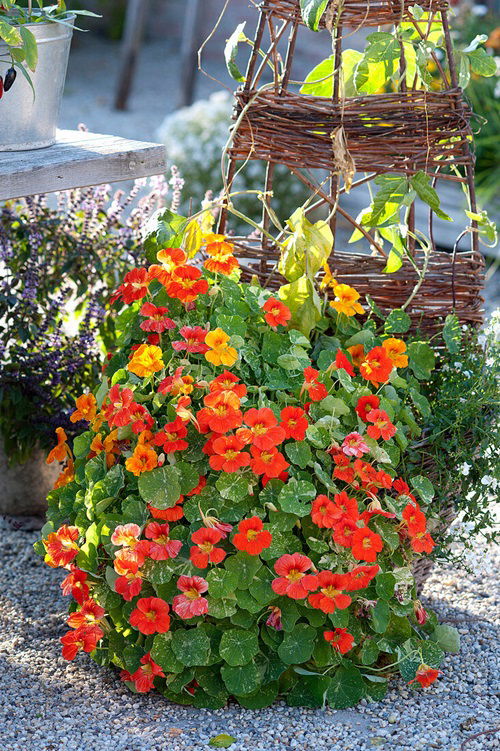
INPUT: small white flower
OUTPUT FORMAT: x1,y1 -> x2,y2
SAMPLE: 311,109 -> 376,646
480,475 -> 493,486
459,462 -> 472,476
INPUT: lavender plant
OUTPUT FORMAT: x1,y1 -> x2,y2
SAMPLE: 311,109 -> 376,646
0,176 -> 170,464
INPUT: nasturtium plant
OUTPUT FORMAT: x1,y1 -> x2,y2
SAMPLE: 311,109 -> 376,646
37,214 -> 458,707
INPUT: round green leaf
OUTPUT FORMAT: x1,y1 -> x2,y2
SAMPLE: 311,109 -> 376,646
326,664 -> 365,708
278,623 -> 316,664
221,660 -> 262,695
171,628 -> 211,667
219,629 -> 260,666
137,466 -> 181,509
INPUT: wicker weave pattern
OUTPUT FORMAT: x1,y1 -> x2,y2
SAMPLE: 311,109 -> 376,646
233,89 -> 472,176
262,0 -> 450,27
233,242 -> 485,335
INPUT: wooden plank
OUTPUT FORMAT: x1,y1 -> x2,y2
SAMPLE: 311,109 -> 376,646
0,129 -> 167,201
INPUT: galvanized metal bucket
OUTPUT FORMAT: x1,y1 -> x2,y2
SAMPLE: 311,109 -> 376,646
0,17 -> 74,151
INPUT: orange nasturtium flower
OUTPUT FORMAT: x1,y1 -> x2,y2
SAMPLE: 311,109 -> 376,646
319,263 -> 337,291
125,443 -> 158,476
330,284 -> 364,317
204,328 -> 238,367
46,427 -> 71,464
203,233 -> 239,276
70,393 -> 97,423
127,344 -> 164,378
382,337 -> 409,368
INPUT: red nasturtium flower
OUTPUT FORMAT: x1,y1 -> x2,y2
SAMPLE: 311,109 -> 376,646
351,527 -> 384,563
44,525 -> 80,567
233,517 -> 272,555
67,599 -> 105,629
110,267 -> 150,305
311,495 -> 341,529
359,346 -> 394,386
301,366 -> 328,402
271,553 -> 317,599
308,572 -> 352,613
148,496 -> 184,522
154,417 -> 189,453
393,478 -> 416,502
249,446 -> 289,477
345,564 -> 379,590
114,561 -> 143,601
190,527 -> 226,568
366,409 -> 396,441
324,628 -> 355,654
410,531 -> 435,554
402,502 -> 427,536
209,435 -> 250,472
61,566 -> 89,605
342,432 -> 369,458
333,518 -> 358,547
104,384 -> 136,428
166,265 -> 209,303
332,350 -> 355,377
237,407 -> 286,450
111,523 -> 141,548
61,625 -> 104,661
355,394 -> 380,421
262,297 -> 291,328
172,326 -> 210,354
127,653 -> 165,693
333,491 -> 359,521
279,405 -> 308,440
144,522 -> 183,560
197,402 -> 243,435
139,302 -> 176,333
172,576 -> 209,619
409,664 -> 442,688
209,371 -> 247,399
129,597 -> 171,635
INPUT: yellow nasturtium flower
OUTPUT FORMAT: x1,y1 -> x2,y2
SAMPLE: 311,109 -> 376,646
330,284 -> 364,317
204,328 -> 238,367
127,344 -> 164,378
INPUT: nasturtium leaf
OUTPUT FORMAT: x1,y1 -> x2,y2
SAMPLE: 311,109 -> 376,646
137,466 -> 181,509
360,639 -> 380,666
300,55 -> 335,97
384,308 -> 411,334
285,441 -> 312,468
216,472 -> 252,502
300,0 -> 329,30
219,629 -> 260,666
208,599 -> 237,619
375,572 -> 396,600
206,568 -> 239,599
371,600 -> 390,633
216,313 -> 247,338
150,634 -> 184,673
171,628 -> 211,667
278,479 -> 316,516
409,388 -> 431,418
442,313 -> 462,354
73,431 -> 93,458
278,276 -> 322,338
224,22 -> 247,82
209,734 -> 236,748
467,46 -> 497,77
221,660 -> 263,695
408,341 -> 435,380
429,624 -> 460,654
410,475 -> 434,503
287,673 -> 330,708
278,623 -> 316,664
420,640 -> 445,667
326,664 -> 365,708
236,681 -> 279,709
175,461 -> 201,495
225,552 -> 262,589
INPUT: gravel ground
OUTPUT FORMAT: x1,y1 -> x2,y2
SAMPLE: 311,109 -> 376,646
0,517 -> 499,751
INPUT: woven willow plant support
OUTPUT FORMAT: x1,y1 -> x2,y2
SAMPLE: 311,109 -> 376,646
218,0 -> 485,337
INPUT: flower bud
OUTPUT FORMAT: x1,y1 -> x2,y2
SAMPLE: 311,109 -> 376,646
414,601 -> 428,625
266,606 -> 282,631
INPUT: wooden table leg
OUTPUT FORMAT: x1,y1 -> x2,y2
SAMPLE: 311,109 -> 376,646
177,0 -> 203,109
114,0 -> 149,111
